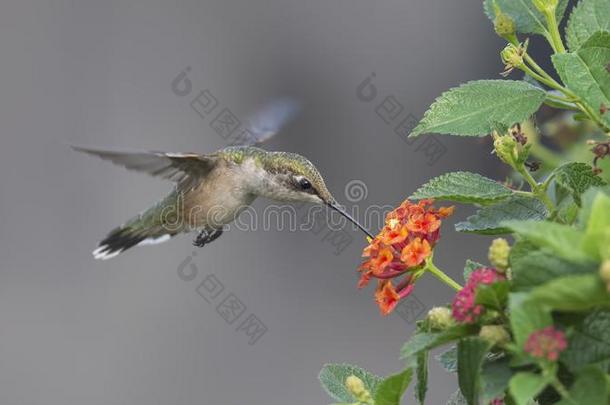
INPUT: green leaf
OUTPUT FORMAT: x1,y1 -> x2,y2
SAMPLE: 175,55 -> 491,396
463,260 -> 484,283
411,172 -> 513,204
510,240 -> 597,290
446,390 -> 467,405
409,80 -> 545,137
553,162 -> 606,205
561,309 -> 610,371
481,357 -> 513,404
529,274 -> 610,312
400,325 -> 476,360
509,372 -> 549,405
552,31 -> 610,129
502,220 -> 591,263
566,0 -> 610,50
436,346 -> 458,373
578,185 -> 610,229
374,368 -> 413,405
582,191 -> 610,260
475,281 -> 510,311
318,364 -> 381,403
457,337 -> 492,405
415,351 -> 428,405
556,367 -> 608,405
484,0 -> 569,35
455,195 -> 548,234
509,293 -> 553,349
555,193 -> 579,225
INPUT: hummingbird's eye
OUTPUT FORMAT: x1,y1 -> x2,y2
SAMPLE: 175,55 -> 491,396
298,178 -> 312,190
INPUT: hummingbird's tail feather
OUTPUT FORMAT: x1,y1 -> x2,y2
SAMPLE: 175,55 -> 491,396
92,224 -> 177,260
93,193 -> 182,260
92,227 -> 174,260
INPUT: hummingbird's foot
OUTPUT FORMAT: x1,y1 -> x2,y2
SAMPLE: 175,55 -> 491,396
193,228 -> 224,247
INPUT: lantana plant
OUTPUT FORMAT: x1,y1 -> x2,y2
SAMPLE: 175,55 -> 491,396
319,0 -> 610,404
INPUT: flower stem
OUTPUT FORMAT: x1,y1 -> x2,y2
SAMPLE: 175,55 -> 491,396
552,379 -> 576,405
517,163 -> 539,191
516,164 -> 556,213
522,54 -> 580,98
521,67 -> 558,91
543,97 -> 577,111
425,259 -> 462,291
545,93 -> 574,104
522,52 -> 610,134
544,11 -> 566,54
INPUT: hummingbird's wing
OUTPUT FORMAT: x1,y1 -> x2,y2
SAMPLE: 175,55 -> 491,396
72,146 -> 216,188
239,97 -> 300,146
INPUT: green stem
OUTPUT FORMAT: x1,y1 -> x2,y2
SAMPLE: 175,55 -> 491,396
541,172 -> 557,191
522,54 -> 577,98
545,93 -> 579,111
576,101 -> 610,133
516,164 -> 556,213
517,163 -> 539,191
523,52 -> 610,134
543,97 -> 578,111
512,189 -> 535,198
552,379 -> 576,405
545,93 -> 574,103
521,64 -> 564,92
523,54 -> 549,78
544,11 -> 566,53
425,259 -> 462,291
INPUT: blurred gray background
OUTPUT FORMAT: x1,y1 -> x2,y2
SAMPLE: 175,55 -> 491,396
0,0 -> 519,404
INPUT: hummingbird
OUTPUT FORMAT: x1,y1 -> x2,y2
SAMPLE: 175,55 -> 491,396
74,100 -> 372,260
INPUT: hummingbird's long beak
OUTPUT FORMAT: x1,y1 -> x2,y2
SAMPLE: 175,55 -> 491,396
326,200 -> 375,239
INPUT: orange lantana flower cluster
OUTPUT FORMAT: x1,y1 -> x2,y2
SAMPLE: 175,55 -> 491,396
359,199 -> 454,315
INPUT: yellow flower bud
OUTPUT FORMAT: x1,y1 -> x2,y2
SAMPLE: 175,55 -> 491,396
493,133 -> 518,166
345,375 -> 366,397
500,44 -> 521,66
500,43 -> 525,76
427,307 -> 454,330
479,325 -> 510,346
494,12 -> 516,40
493,127 -> 531,168
345,375 -> 373,403
489,238 -> 510,271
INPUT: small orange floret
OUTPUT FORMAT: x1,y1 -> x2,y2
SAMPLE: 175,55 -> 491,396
380,224 -> 409,245
375,281 -> 400,315
386,217 -> 400,228
437,206 -> 455,218
400,237 -> 431,267
369,247 -> 394,274
362,238 -> 381,257
407,212 -> 441,234
407,205 -> 425,218
357,269 -> 372,289
386,208 -> 406,224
